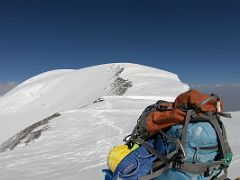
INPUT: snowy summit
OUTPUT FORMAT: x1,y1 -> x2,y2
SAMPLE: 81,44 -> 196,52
0,63 -> 239,180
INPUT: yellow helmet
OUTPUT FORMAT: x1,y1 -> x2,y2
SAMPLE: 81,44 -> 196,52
107,144 -> 131,172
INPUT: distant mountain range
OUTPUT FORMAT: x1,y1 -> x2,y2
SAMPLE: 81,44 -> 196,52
1,81 -> 239,112
190,84 -> 240,112
0,82 -> 18,96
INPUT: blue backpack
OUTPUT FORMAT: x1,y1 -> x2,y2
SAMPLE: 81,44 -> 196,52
138,113 -> 232,180
103,122 -> 222,180
103,93 -> 233,180
154,122 -> 219,180
103,140 -> 157,180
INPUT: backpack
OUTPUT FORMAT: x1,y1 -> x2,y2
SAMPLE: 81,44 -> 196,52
104,89 -> 232,180
103,138 -> 166,180
153,122 -> 219,180
105,122 -> 221,180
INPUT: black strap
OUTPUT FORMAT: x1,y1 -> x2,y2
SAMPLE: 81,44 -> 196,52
139,161 -> 223,180
219,112 -> 232,118
138,138 -> 171,163
138,162 -> 173,180
158,128 -> 187,160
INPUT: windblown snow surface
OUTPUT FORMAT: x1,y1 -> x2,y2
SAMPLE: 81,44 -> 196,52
0,63 -> 239,180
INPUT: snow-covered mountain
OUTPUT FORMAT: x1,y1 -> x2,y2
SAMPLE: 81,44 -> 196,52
0,63 -> 238,180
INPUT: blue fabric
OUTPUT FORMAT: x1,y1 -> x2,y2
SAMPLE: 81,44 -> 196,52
154,134 -> 168,155
155,169 -> 206,180
103,122 -> 218,180
102,169 -> 114,180
113,140 -> 157,180
155,122 -> 218,180
166,122 -> 218,163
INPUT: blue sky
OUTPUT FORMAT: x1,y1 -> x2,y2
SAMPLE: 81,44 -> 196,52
0,0 -> 239,84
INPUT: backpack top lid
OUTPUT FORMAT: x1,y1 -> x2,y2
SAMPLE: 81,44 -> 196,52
146,89 -> 228,135
174,89 -> 223,112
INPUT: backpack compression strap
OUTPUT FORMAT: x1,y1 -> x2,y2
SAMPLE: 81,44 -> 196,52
199,113 -> 232,163
137,127 -> 187,180
179,109 -> 232,180
198,113 -> 232,180
138,161 -> 225,180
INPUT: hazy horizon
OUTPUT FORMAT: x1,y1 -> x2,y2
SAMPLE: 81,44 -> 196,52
0,82 -> 18,96
0,80 -> 239,112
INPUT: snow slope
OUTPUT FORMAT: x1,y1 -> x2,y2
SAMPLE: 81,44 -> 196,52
0,63 -> 238,180
222,111 -> 240,179
0,63 -> 187,145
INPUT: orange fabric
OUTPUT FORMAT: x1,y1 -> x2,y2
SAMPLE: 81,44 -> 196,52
146,109 -> 186,135
146,89 -> 224,135
174,89 -> 223,112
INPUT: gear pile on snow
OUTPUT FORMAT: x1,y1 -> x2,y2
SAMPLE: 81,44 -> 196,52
103,89 -> 233,180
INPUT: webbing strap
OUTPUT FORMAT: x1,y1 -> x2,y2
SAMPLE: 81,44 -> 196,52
138,162 -> 173,180
219,112 -> 232,118
199,114 -> 228,158
175,162 -> 207,174
173,161 -> 222,175
216,173 -> 228,180
210,167 -> 228,180
139,161 -> 223,180
139,139 -> 171,163
157,128 -> 187,160
181,110 -> 194,147
176,161 -> 230,180
218,118 -> 232,155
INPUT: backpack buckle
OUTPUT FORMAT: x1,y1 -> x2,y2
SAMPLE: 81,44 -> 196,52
175,139 -> 187,160
172,161 -> 182,169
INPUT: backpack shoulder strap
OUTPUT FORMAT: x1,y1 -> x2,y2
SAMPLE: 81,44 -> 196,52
180,110 -> 194,148
199,113 -> 232,161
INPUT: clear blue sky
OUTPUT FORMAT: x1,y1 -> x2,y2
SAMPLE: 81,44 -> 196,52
0,0 -> 239,84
